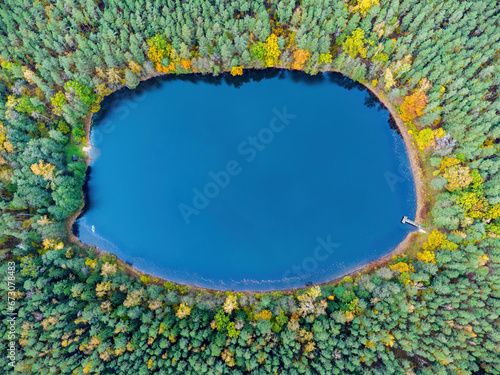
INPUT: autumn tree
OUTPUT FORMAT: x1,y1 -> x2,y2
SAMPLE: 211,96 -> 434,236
400,91 -> 428,122
230,66 -> 243,76
292,49 -> 310,70
343,28 -> 368,59
264,34 -> 281,67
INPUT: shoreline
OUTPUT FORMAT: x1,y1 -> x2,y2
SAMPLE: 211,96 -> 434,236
65,112 -> 94,244
314,82 -> 428,291
65,68 -> 428,293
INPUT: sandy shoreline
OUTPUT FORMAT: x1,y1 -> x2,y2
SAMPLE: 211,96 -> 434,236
65,69 -> 428,293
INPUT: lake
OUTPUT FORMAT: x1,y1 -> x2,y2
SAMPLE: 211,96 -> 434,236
75,70 -> 417,291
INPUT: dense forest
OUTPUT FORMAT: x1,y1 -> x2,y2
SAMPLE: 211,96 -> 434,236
0,0 -> 499,373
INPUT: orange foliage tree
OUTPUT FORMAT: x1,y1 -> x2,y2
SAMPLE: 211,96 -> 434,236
292,49 -> 310,70
230,66 -> 243,76
155,63 -> 169,73
400,91 -> 428,122
181,59 -> 192,71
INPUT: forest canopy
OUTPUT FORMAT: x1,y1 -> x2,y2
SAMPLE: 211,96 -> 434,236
0,0 -> 499,374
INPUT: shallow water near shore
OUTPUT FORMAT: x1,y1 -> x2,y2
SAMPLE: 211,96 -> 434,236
75,70 -> 417,290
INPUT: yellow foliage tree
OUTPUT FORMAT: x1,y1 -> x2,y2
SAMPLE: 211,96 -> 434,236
365,340 -> 376,349
147,36 -> 175,73
107,68 -> 123,85
221,348 -> 236,366
0,122 -> 8,146
95,281 -> 112,298
488,204 -> 500,220
417,250 -> 436,264
176,303 -> 192,319
79,335 -> 100,354
82,360 -> 93,374
95,84 -> 112,99
478,254 -> 489,266
100,300 -> 111,313
443,165 -> 473,191
304,341 -> 316,354
30,159 -> 56,181
264,34 -> 281,67
441,240 -> 458,251
344,311 -> 355,322
411,128 -> 434,150
147,45 -> 164,64
422,229 -> 447,251
36,215 -> 52,226
23,68 -> 36,84
123,289 -> 146,307
101,262 -> 117,277
147,358 -> 154,370
254,309 -> 272,320
42,238 -> 64,250
297,286 -> 323,317
384,68 -> 395,89
3,140 -> 13,153
5,95 -> 17,109
319,52 -> 332,64
305,285 -> 322,299
434,128 -> 445,138
129,61 -> 142,75
456,191 -> 487,218
382,331 -> 395,347
223,294 -> 238,314
418,77 -> 433,93
85,257 -> 98,269
343,28 -> 368,59
50,91 -> 66,116
352,0 -> 380,16
439,157 -> 461,172
408,128 -> 444,150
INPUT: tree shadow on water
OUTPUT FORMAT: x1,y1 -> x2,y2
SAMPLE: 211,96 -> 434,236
95,69 -> 400,135
155,68 -> 284,89
95,69 -> 284,121
363,87 -> 402,136
326,72 -> 362,91
72,166 -> 92,238
364,90 -> 386,111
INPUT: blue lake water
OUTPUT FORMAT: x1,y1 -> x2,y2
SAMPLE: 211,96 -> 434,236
76,70 -> 417,290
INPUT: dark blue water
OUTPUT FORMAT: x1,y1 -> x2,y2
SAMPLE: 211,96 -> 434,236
76,70 -> 416,290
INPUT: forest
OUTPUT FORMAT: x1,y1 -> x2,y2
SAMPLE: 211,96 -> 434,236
0,0 -> 499,373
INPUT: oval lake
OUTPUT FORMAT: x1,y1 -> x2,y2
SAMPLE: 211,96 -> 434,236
75,70 -> 417,290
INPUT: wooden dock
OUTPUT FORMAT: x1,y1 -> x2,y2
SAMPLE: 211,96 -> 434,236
401,216 -> 426,233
